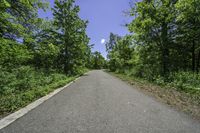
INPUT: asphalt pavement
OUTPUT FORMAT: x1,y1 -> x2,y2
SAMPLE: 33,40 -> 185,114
1,70 -> 200,133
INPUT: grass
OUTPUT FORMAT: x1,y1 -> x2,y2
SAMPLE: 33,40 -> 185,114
0,66 -> 87,118
107,71 -> 200,120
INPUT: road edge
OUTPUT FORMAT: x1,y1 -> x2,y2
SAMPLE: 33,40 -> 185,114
0,72 -> 89,129
106,71 -> 200,121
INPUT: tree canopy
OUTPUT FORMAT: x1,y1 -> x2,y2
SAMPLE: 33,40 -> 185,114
107,0 -> 200,82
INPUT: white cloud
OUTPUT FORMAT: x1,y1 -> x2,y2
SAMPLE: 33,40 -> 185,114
101,39 -> 105,44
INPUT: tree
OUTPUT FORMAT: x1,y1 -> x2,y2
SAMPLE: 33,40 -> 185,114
91,51 -> 106,69
128,0 -> 177,77
175,0 -> 200,72
106,0 -> 200,81
0,0 -> 48,40
0,0 -> 48,69
105,33 -> 121,52
52,0 -> 90,75
106,35 -> 134,73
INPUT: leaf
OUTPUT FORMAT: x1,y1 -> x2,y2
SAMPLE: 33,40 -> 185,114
3,0 -> 10,7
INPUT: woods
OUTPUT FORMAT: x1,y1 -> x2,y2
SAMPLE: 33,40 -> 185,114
0,0 -> 106,115
0,0 -> 200,117
106,0 -> 200,92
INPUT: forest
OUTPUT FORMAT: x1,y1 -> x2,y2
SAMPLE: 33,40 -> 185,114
106,0 -> 200,94
0,0 -> 105,116
0,0 -> 200,116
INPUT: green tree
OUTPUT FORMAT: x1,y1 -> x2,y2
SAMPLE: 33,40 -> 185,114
105,33 -> 121,52
0,0 -> 48,69
52,0 -> 90,75
91,51 -> 106,69
107,35 -> 134,72
0,0 -> 48,40
128,0 -> 177,77
175,0 -> 200,72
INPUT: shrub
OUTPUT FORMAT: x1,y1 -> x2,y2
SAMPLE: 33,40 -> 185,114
168,71 -> 200,92
0,66 -> 74,115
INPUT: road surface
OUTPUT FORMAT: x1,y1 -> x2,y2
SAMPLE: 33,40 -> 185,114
1,70 -> 200,133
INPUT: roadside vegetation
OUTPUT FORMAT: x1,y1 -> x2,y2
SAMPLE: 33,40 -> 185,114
0,0 -> 105,117
0,67 -> 77,117
106,0 -> 200,117
109,72 -> 200,119
1,0 -> 199,119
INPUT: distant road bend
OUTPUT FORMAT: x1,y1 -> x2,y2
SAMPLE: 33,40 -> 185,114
1,70 -> 200,133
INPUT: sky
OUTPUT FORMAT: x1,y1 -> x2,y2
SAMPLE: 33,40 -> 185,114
38,0 -> 132,57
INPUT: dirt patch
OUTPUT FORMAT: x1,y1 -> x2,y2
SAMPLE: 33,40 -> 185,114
109,72 -> 200,120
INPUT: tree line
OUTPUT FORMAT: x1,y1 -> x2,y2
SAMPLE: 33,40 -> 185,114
0,0 -> 106,114
106,0 -> 200,90
0,0 -> 105,76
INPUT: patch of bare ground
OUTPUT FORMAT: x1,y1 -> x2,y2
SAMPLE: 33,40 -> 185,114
109,72 -> 200,120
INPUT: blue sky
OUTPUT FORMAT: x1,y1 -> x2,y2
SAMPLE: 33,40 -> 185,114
38,0 -> 132,57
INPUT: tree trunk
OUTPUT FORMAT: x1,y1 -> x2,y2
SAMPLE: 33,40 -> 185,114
161,22 -> 169,76
64,44 -> 69,75
162,47 -> 169,76
196,50 -> 200,73
192,40 -> 195,72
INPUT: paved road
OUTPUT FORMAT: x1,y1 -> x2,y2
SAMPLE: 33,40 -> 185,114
1,70 -> 200,133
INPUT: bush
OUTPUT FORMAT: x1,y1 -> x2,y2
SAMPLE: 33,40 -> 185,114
168,72 -> 200,92
0,66 -> 75,115
154,75 -> 165,86
120,68 -> 200,94
0,66 -> 38,94
0,39 -> 32,68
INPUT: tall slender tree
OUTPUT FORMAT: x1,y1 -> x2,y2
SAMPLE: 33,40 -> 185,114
52,0 -> 90,75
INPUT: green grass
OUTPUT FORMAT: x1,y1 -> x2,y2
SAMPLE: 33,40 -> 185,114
0,66 -> 86,117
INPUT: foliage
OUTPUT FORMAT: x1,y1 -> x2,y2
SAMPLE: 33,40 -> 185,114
90,51 -> 106,69
0,66 -> 75,115
52,0 -> 90,75
33,43 -> 60,70
106,0 -> 200,92
168,72 -> 200,92
0,38 -> 32,68
0,0 -> 92,116
107,34 -> 134,72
